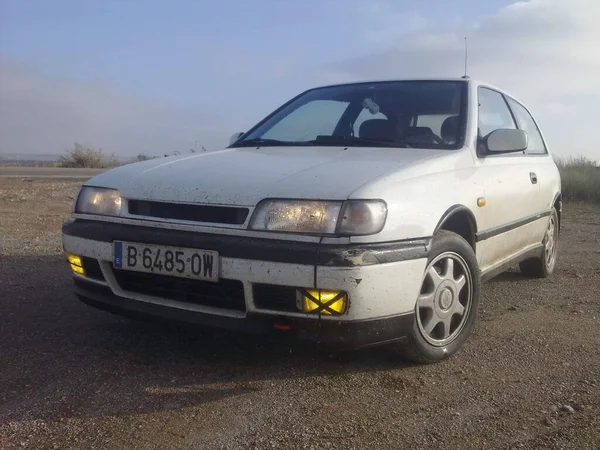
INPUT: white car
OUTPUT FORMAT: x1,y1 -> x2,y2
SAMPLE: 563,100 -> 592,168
62,78 -> 561,363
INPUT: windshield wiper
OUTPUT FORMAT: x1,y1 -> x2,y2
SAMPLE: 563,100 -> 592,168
312,135 -> 412,148
232,136 -> 413,148
232,138 -> 307,148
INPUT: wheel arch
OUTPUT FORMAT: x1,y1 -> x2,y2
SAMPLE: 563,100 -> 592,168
552,191 -> 562,236
434,205 -> 478,251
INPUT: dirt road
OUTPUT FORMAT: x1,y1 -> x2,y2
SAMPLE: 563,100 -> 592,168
0,167 -> 105,179
1,179 -> 599,450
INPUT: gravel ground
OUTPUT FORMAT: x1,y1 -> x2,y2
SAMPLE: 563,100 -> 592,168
1,179 -> 599,450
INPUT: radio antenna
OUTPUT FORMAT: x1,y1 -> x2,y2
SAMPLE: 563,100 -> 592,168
462,37 -> 469,79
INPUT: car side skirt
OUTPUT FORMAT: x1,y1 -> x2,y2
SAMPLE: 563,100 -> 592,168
480,244 -> 544,282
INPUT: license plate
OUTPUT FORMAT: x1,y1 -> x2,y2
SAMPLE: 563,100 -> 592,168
113,241 -> 219,282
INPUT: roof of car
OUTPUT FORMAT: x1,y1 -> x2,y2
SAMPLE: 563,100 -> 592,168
316,76 -> 468,86
314,76 -> 499,89
311,77 -> 515,100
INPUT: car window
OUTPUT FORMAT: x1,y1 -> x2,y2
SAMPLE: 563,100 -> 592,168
353,109 -> 387,136
237,80 -> 468,150
478,87 -> 516,137
505,97 -> 547,155
262,100 -> 349,142
415,114 -> 454,138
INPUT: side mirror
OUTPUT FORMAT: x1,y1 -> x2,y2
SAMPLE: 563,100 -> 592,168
229,132 -> 244,146
484,129 -> 528,154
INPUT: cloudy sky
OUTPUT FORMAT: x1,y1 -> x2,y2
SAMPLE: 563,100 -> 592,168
0,0 -> 598,160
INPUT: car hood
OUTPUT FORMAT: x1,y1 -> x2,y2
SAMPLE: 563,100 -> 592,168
86,146 -> 451,206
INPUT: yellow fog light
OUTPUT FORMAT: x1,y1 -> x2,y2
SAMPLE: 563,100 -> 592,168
66,253 -> 82,267
65,252 -> 85,276
299,289 -> 347,315
70,264 -> 85,275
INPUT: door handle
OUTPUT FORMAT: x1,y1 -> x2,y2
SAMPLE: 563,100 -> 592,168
530,172 -> 538,184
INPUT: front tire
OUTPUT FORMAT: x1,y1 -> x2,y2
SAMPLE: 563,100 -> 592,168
519,207 -> 559,278
395,230 -> 481,364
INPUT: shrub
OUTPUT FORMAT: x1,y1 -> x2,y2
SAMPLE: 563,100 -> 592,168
555,156 -> 600,204
59,143 -> 119,168
136,153 -> 152,162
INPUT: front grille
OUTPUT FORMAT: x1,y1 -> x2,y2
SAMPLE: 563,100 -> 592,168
253,284 -> 299,313
81,257 -> 105,281
112,270 -> 246,312
128,200 -> 249,225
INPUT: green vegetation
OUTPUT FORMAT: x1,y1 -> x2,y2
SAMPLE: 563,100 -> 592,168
136,153 -> 153,162
59,142 -> 119,168
556,156 -> 600,204
562,202 -> 600,221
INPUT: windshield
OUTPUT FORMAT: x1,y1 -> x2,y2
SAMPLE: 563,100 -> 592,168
232,80 -> 468,150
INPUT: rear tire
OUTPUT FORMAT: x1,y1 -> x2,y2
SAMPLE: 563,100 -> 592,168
395,230 -> 481,364
519,207 -> 559,278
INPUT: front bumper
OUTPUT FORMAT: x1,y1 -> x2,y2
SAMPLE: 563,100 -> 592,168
62,219 -> 429,348
74,278 -> 415,348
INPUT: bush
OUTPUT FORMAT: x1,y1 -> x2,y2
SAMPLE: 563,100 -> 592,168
556,156 -> 600,204
136,153 -> 152,162
59,143 -> 119,168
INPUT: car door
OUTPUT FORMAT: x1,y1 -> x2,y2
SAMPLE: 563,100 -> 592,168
474,86 -> 544,273
504,95 -> 559,214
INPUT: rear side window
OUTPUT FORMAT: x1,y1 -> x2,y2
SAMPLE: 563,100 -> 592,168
477,87 -> 516,137
506,97 -> 547,155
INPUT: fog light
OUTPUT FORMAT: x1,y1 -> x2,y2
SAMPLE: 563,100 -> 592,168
65,252 -> 85,276
66,253 -> 82,267
298,289 -> 347,315
70,264 -> 85,275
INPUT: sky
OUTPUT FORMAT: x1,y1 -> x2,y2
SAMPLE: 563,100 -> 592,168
0,0 -> 598,160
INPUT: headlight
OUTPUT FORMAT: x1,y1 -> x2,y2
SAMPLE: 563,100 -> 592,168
249,200 -> 343,234
75,187 -> 122,216
249,199 -> 387,236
